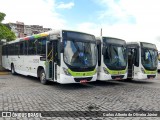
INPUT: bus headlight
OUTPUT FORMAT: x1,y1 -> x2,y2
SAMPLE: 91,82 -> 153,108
141,67 -> 145,74
63,67 -> 71,76
103,67 -> 109,74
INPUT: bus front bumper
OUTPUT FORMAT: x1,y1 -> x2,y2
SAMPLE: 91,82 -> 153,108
133,72 -> 157,80
97,72 -> 127,81
57,74 -> 97,84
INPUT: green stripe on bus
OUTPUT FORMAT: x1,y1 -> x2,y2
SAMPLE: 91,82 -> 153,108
68,69 -> 96,77
105,68 -> 127,75
144,69 -> 157,74
34,34 -> 41,39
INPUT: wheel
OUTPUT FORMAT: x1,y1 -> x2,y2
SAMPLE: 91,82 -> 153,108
39,69 -> 48,85
11,64 -> 16,75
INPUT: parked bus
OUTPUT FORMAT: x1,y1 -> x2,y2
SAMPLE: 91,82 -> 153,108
96,37 -> 128,81
2,30 -> 97,84
127,42 -> 158,80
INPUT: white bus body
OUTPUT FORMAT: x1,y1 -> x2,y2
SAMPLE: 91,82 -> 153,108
127,42 -> 158,80
96,37 -> 128,81
2,30 -> 97,84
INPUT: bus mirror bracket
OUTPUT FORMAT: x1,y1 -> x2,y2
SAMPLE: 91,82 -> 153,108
60,42 -> 64,53
102,47 -> 105,55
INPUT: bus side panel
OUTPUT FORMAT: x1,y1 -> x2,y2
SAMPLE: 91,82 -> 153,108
22,56 -> 45,77
133,66 -> 140,79
2,56 -> 10,70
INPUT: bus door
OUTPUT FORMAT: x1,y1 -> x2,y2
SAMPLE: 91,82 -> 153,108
46,40 -> 58,81
127,48 -> 136,79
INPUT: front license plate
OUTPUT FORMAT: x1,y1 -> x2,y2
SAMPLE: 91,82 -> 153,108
115,77 -> 121,80
80,80 -> 87,83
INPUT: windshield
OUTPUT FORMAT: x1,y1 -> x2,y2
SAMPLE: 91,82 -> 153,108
141,48 -> 158,70
64,40 -> 97,68
103,45 -> 127,70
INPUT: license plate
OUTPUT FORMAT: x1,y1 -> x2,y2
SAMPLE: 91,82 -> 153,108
80,80 -> 87,83
115,77 -> 121,80
149,77 -> 154,79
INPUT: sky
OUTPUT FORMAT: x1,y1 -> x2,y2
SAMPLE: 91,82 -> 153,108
0,0 -> 160,50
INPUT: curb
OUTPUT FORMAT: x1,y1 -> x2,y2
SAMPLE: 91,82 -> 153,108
0,72 -> 10,75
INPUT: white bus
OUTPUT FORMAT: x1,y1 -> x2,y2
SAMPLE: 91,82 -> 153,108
2,30 -> 97,84
96,37 -> 128,81
127,42 -> 158,80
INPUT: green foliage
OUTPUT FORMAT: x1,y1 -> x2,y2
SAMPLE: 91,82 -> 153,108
0,12 -> 5,22
0,12 -> 16,41
0,24 -> 16,41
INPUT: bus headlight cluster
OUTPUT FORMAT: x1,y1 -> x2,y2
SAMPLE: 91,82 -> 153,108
63,67 -> 71,76
141,67 -> 145,74
103,67 -> 109,74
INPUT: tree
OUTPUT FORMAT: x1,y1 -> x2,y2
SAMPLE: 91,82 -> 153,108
0,12 -> 16,42
0,12 -> 5,22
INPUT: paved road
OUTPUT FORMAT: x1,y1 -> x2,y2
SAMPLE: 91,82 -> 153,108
0,73 -> 160,120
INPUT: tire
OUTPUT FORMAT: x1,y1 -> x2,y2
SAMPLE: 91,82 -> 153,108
11,64 -> 16,75
124,78 -> 133,81
39,69 -> 48,85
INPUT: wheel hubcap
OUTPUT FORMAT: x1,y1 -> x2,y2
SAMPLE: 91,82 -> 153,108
11,67 -> 14,73
41,73 -> 45,81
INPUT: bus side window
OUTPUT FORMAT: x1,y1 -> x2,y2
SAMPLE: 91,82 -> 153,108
41,38 -> 46,55
5,45 -> 8,56
2,45 -> 8,56
19,42 -> 24,55
9,44 -> 14,55
24,41 -> 28,55
37,38 -> 46,55
15,43 -> 19,55
2,46 -> 5,55
28,40 -> 37,55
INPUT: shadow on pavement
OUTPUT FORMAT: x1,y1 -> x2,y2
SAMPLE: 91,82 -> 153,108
12,74 -> 40,82
10,73 -> 96,90
119,79 -> 154,84
51,80 -> 125,90
88,80 -> 125,86
52,83 -> 95,90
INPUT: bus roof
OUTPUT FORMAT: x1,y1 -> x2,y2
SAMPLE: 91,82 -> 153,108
6,29 -> 95,44
6,31 -> 52,44
127,41 -> 156,46
127,42 -> 140,45
96,36 -> 125,41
